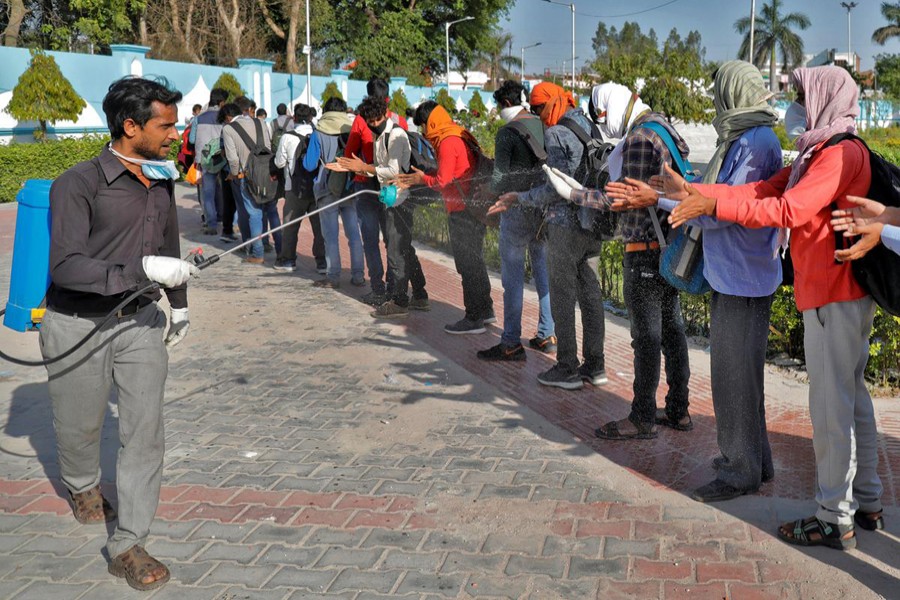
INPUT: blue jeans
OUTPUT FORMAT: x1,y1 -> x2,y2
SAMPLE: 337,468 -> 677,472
200,170 -> 220,227
236,180 -> 264,258
261,201 -> 282,255
500,207 -> 554,346
355,182 -> 391,294
320,199 -> 364,281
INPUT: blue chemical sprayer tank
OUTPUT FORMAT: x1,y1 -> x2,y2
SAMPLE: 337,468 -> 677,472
5,180 -> 52,332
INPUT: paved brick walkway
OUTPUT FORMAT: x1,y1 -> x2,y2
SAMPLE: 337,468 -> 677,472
0,186 -> 896,599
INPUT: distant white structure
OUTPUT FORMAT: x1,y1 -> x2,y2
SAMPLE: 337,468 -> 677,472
435,70 -> 490,91
805,49 -> 861,72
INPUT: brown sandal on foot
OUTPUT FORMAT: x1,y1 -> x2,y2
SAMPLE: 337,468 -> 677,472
777,516 -> 857,551
108,545 -> 171,591
70,485 -> 116,524
854,509 -> 885,531
595,416 -> 658,440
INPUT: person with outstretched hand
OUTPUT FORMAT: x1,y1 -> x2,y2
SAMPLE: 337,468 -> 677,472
831,195 -> 900,260
41,77 -> 195,591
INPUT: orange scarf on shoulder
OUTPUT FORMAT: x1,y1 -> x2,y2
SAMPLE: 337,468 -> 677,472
530,82 -> 576,127
424,105 -> 479,149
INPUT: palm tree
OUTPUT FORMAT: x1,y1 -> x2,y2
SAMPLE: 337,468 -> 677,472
480,31 -> 521,90
734,0 -> 811,92
873,2 -> 900,45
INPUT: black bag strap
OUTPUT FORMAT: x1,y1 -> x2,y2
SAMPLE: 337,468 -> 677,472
228,120 -> 260,158
557,116 -> 593,148
383,126 -> 411,173
823,132 -> 868,261
506,120 -> 548,162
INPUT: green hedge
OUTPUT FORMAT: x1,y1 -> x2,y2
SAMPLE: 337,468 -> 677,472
0,135 -> 183,203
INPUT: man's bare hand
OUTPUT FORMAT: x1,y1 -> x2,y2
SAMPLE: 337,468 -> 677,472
668,183 -> 715,228
649,163 -> 691,201
487,192 -> 518,216
392,166 -> 426,190
606,178 -> 659,211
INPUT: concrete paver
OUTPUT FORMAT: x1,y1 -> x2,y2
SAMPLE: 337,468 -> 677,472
0,186 -> 896,598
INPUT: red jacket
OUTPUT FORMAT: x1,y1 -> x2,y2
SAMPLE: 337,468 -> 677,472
345,110 -> 408,183
696,138 -> 870,311
423,135 -> 476,213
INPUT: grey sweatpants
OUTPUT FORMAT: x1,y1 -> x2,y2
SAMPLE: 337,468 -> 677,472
709,292 -> 774,490
802,297 -> 882,526
40,304 -> 168,558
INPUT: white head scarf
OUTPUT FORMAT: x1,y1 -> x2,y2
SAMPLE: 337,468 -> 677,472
591,83 -> 651,140
591,83 -> 650,139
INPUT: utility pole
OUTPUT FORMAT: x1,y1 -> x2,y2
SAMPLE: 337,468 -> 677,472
543,0 -> 576,89
444,16 -> 474,90
841,2 -> 858,71
304,0 -> 311,105
749,0 -> 756,63
521,42 -> 542,84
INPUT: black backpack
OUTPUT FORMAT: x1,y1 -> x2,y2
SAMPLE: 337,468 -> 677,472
557,116 -> 617,238
286,131 -> 315,199
230,118 -> 278,205
826,133 -> 900,316
271,117 -> 290,152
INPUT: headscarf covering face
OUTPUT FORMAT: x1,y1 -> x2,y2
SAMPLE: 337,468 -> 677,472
703,60 -> 778,184
424,104 -> 479,149
787,66 -> 859,189
590,83 -> 651,140
530,82 -> 576,127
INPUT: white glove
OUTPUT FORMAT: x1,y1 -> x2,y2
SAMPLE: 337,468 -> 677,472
142,256 -> 200,288
165,308 -> 190,347
542,164 -> 584,202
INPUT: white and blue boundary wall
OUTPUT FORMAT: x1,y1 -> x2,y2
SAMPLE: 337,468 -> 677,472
0,45 -> 497,143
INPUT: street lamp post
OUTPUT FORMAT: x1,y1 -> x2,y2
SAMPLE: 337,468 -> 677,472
444,16 -> 474,90
543,0 -> 575,89
521,42 -> 542,84
304,0 -> 311,105
749,0 -> 756,63
841,2 -> 858,71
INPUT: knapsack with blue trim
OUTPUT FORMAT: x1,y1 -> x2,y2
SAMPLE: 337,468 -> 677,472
638,121 -> 711,296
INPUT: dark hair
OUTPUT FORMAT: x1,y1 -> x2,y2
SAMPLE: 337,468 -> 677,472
293,103 -> 314,123
234,95 -> 252,113
357,96 -> 387,121
192,103 -> 202,112
405,108 -> 415,119
218,103 -> 241,123
493,80 -> 526,108
414,101 -> 438,127
366,77 -> 390,99
209,87 -> 228,107
102,77 -> 183,139
322,97 -> 347,113
256,108 -> 267,118
250,100 -> 257,111
276,103 -> 288,116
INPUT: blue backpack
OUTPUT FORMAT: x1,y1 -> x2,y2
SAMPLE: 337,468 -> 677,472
638,121 -> 711,296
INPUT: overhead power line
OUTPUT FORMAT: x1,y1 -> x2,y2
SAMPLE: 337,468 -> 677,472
572,0 -> 684,19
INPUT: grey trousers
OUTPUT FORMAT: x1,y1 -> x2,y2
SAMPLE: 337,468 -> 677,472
709,292 -> 774,490
803,297 -> 882,526
40,304 -> 168,558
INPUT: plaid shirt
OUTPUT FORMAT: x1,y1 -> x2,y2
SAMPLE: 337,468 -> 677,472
570,112 -> 689,242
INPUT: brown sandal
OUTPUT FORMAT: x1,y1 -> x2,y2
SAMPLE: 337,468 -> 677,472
70,485 -> 116,524
108,545 -> 170,591
854,510 -> 885,531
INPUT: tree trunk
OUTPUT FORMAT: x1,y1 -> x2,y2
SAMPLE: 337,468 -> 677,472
217,0 -> 246,63
2,0 -> 27,46
285,0 -> 301,74
769,46 -> 777,93
167,0 -> 201,62
139,9 -> 148,46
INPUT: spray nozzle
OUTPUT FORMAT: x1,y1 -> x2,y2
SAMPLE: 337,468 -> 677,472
379,185 -> 399,207
185,247 -> 205,266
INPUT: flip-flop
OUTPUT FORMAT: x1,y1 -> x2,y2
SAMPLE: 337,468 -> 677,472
595,417 -> 657,440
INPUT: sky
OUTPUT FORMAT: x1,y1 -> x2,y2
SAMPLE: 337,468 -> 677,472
501,0 -> 900,76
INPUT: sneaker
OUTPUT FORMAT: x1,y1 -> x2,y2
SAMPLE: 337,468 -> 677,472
362,291 -> 388,306
316,262 -> 328,274
203,226 -> 218,235
220,232 -> 239,243
529,335 -> 558,354
579,364 -> 608,386
477,343 -> 526,362
312,278 -> 340,289
482,309 -> 497,324
444,318 -> 486,335
242,256 -> 264,265
537,364 -> 583,390
371,300 -> 409,319
273,259 -> 296,272
351,276 -> 366,287
409,298 -> 431,311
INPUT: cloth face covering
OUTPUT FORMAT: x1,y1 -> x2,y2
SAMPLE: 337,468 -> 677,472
368,120 -> 388,137
108,145 -> 179,180
529,82 -> 576,127
784,102 -> 808,142
590,83 -> 651,140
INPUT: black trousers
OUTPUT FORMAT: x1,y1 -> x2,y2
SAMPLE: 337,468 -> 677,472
622,249 -> 691,425
710,291 -> 775,489
385,203 -> 427,307
218,170 -> 237,235
278,188 -> 325,264
447,210 -> 493,321
547,224 -> 606,373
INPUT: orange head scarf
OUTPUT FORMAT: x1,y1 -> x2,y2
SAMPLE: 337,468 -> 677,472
424,105 -> 479,149
530,82 -> 576,127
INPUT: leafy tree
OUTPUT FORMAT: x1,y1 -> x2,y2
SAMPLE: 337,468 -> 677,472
468,90 -> 487,116
875,53 -> 900,99
873,2 -> 900,45
5,48 -> 86,139
435,87 -> 456,114
212,73 -> 245,102
351,10 -> 431,82
734,0 -> 810,91
478,31 -> 519,90
321,81 -> 343,104
641,75 -> 713,125
590,21 -> 660,89
389,87 -> 410,117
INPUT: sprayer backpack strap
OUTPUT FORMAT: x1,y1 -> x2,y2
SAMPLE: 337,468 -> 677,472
506,120 -> 548,163
452,135 -> 499,227
230,119 -> 278,205
557,117 -> 617,239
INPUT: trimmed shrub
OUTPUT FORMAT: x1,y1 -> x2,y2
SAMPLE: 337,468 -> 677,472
321,81 -> 343,104
389,88 -> 410,118
5,49 -> 86,140
212,73 -> 245,102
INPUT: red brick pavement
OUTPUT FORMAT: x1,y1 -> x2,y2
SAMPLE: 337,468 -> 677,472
289,215 -> 899,508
